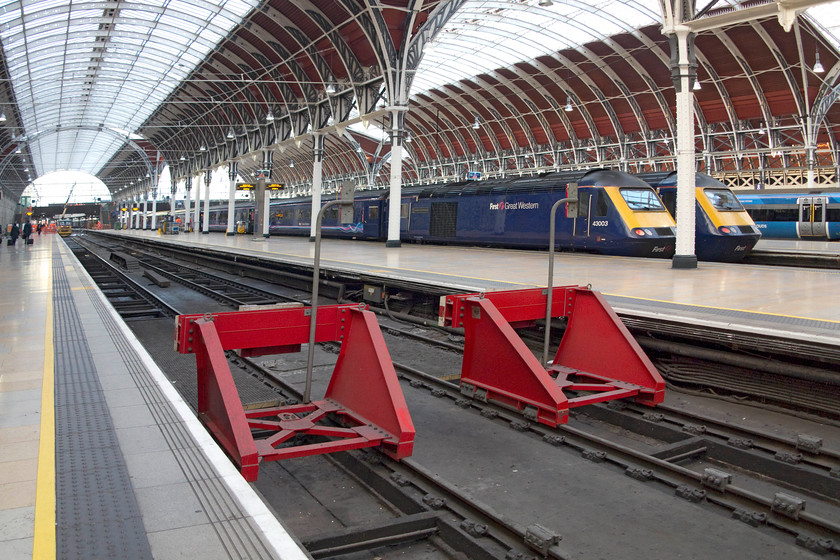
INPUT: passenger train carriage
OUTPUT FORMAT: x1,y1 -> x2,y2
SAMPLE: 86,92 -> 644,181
639,172 -> 762,262
736,192 -> 840,240
185,169 -> 678,258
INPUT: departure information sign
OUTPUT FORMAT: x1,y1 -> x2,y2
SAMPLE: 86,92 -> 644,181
236,183 -> 284,191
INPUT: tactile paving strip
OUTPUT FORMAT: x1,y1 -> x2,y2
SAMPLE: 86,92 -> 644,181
52,255 -> 154,560
73,253 -> 280,558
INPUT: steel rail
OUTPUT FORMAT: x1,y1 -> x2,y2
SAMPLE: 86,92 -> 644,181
391,360 -> 840,551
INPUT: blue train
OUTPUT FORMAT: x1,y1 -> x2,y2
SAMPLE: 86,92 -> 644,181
167,169 -> 759,261
639,172 -> 761,262
736,192 -> 840,240
196,169 -> 679,258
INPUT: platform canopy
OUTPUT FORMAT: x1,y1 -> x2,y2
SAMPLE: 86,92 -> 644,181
0,0 -> 839,204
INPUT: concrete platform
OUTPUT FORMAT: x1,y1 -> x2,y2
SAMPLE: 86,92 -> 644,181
0,234 -> 309,560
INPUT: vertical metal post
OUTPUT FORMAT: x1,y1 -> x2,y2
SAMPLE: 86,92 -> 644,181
543,197 -> 571,366
304,199 -> 342,404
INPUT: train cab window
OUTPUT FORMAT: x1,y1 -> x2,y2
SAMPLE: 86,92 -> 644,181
703,189 -> 744,211
619,188 -> 665,211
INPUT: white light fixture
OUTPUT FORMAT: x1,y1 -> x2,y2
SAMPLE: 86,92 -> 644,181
200,144 -> 206,151
0,111 -> 6,122
814,50 -> 825,73
326,81 -> 336,94
289,159 -> 294,168
405,131 -> 412,143
693,79 -> 702,91
179,154 -> 185,161
564,97 -> 573,112
226,127 -> 235,139
265,110 -> 274,122
472,117 -> 480,129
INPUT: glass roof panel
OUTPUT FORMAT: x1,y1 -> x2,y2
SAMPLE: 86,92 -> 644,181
0,0 -> 259,179
412,0 -> 663,94
806,2 -> 840,51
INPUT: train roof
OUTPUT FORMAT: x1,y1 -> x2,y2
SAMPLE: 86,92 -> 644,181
217,169 -> 659,208
736,192 -> 840,203
638,171 -> 729,189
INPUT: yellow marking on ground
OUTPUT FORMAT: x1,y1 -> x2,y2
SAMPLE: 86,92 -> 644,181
33,259 -> 55,559
71,286 -> 94,291
603,293 -> 840,324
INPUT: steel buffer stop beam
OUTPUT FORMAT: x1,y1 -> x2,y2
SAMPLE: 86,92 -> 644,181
439,287 -> 664,426
175,303 -> 415,481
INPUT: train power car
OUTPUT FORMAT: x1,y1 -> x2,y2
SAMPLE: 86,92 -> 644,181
640,172 -> 761,262
56,219 -> 73,237
736,192 -> 840,240
400,169 -> 676,257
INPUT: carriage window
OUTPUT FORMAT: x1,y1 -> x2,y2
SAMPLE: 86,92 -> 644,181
401,203 -> 409,219
619,188 -> 665,211
594,192 -> 609,217
704,189 -> 744,211
368,206 -> 379,220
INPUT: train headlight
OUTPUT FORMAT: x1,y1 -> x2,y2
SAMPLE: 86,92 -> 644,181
633,228 -> 646,236
718,226 -> 733,234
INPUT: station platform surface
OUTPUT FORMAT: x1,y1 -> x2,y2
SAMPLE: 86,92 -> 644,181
755,238 -> 840,254
0,234 -> 309,559
103,229 -> 840,343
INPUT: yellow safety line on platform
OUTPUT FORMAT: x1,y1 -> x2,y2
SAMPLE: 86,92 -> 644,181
603,293 -> 840,324
33,242 -> 56,560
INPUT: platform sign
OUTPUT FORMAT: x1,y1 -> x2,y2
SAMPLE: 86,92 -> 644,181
566,182 -> 579,217
339,180 -> 355,224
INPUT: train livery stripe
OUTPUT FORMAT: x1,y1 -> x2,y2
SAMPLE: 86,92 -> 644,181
33,242 -> 56,560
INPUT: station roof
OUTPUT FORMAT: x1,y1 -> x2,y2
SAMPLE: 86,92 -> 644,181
0,0 -> 838,202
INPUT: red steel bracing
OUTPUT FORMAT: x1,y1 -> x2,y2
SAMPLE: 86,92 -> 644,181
175,304 -> 415,481
441,287 -> 664,427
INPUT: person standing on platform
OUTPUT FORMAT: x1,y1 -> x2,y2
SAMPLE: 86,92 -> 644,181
37,222 -> 43,236
22,221 -> 32,243
10,222 -> 20,244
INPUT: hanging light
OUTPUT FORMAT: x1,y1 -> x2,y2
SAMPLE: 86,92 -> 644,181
325,81 -> 336,94
814,50 -> 825,73
226,127 -> 235,139
0,111 -> 6,122
472,116 -> 480,129
265,110 -> 275,123
179,154 -> 185,161
289,159 -> 294,168
693,79 -> 702,91
564,97 -> 573,112
405,130 -> 412,143
199,144 -> 206,151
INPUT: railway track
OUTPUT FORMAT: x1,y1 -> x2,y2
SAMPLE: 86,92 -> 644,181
72,231 -> 840,557
66,237 -> 180,320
